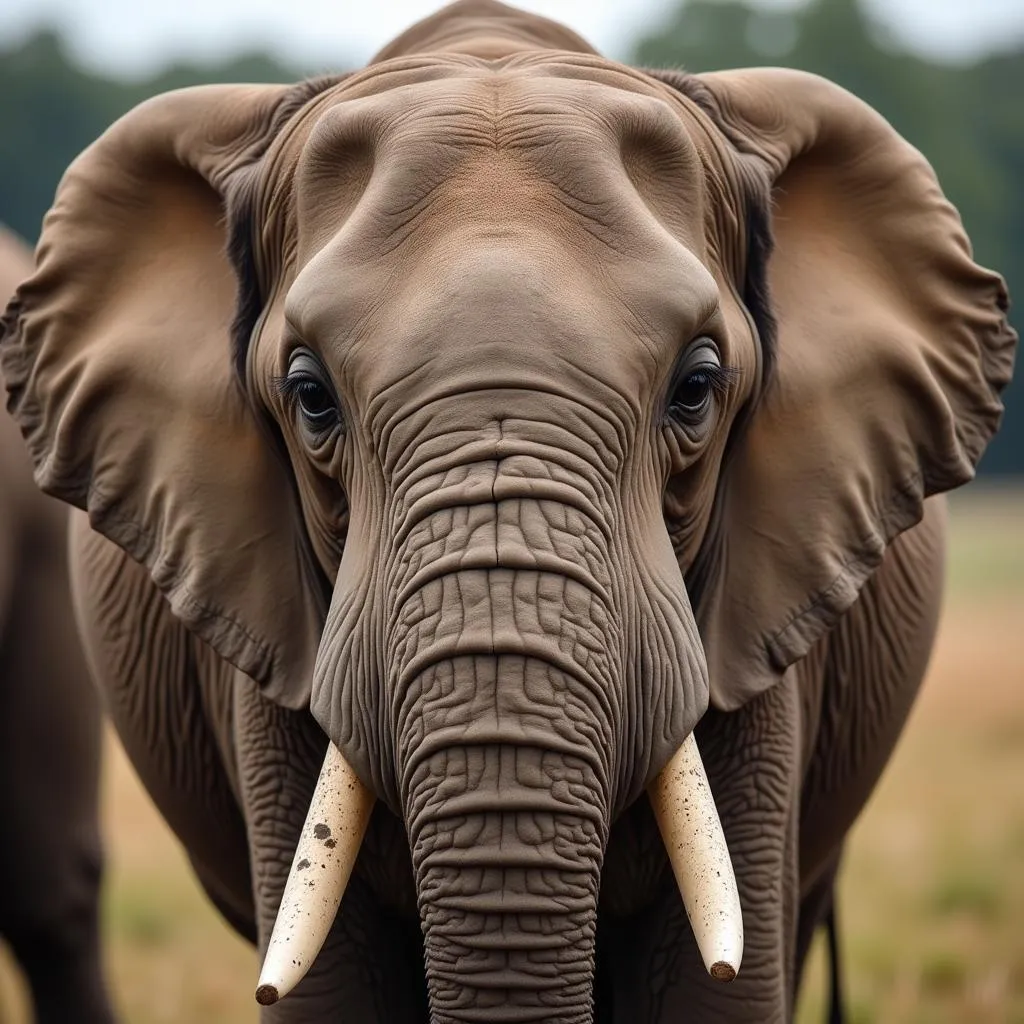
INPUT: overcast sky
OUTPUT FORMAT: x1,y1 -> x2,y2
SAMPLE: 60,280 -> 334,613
1,0 -> 1022,75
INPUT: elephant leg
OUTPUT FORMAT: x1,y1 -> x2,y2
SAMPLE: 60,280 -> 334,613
233,675 -> 428,1024
599,674 -> 802,1023
0,675 -> 111,1024
0,520 -> 114,1023
68,512 -> 256,939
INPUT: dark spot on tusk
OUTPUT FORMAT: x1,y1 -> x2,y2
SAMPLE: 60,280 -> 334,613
296,858 -> 311,871
710,962 -> 736,983
255,984 -> 280,1005
313,823 -> 332,841
324,838 -> 337,849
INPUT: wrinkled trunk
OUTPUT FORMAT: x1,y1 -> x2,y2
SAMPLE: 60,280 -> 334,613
310,408 -> 710,1018
387,456 -> 619,1022
407,680 -> 604,1023
267,451 -> 741,1012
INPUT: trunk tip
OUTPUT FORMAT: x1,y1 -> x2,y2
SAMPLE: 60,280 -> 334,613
709,960 -> 737,983
255,983 -> 280,1006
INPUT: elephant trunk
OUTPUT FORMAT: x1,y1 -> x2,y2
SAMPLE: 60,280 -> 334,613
273,433 -> 741,1013
406,691 -> 604,1023
372,447 -> 620,1021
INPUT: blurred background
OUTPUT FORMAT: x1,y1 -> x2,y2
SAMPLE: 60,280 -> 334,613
0,1 -> 1021,1021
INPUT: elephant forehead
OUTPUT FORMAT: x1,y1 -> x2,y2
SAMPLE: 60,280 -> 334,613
280,243 -> 725,473
288,64 -> 716,266
284,218 -> 721,417
278,66 -> 729,376
301,62 -> 704,156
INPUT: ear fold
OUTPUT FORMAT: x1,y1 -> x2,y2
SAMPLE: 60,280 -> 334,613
1,84 -> 326,708
679,68 -> 1017,709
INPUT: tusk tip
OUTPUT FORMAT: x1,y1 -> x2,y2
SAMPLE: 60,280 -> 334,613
709,960 -> 737,983
255,983 -> 280,1006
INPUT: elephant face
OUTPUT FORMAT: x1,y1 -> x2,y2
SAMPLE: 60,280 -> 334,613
1,2 -> 1014,1020
255,61 -> 759,814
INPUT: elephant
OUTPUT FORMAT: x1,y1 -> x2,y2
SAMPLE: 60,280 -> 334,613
0,1 -> 1017,1021
0,224 -> 116,1023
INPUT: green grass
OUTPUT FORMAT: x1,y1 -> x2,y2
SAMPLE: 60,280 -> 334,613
109,880 -> 180,949
926,868 -> 1002,922
945,485 -> 1024,594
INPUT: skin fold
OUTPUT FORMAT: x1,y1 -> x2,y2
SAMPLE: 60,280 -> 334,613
0,3 -> 1017,1022
0,225 -> 116,1024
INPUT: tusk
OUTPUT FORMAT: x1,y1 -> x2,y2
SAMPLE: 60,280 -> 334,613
648,732 -> 743,982
255,742 -> 374,1006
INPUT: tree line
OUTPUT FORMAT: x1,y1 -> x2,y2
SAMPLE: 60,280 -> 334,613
1,0 -> 1019,473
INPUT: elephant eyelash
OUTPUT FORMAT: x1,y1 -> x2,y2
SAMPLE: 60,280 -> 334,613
669,363 -> 741,406
272,374 -> 304,418
701,364 -> 741,396
272,373 -> 303,400
271,372 -> 332,409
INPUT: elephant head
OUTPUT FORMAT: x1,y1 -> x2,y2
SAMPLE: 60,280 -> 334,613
1,2 -> 1015,1020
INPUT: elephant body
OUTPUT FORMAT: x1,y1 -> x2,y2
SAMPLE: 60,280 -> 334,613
0,225 -> 115,1023
69,490 -> 946,1021
1,3 -> 1016,1022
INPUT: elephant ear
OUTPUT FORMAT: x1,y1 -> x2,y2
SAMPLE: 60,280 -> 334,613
674,68 -> 1016,710
1,83 -> 326,708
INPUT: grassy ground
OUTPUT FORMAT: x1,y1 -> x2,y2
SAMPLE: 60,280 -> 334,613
1,485 -> 1021,1022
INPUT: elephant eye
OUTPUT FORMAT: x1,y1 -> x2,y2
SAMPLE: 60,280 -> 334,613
294,378 -> 335,422
276,349 -> 342,438
667,341 -> 737,427
673,369 -> 716,417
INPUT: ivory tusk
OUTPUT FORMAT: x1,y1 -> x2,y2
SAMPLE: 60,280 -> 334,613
255,742 -> 374,1006
648,732 -> 743,982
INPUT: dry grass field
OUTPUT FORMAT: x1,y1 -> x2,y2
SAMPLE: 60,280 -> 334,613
1,485 -> 1022,1023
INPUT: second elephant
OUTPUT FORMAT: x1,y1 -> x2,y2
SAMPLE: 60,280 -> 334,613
0,224 -> 115,1023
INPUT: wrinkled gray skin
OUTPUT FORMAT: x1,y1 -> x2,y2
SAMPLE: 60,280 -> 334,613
57,59 -> 952,1024
1,3 -> 1015,1023
0,225 -> 115,1024
69,472 -> 947,1024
